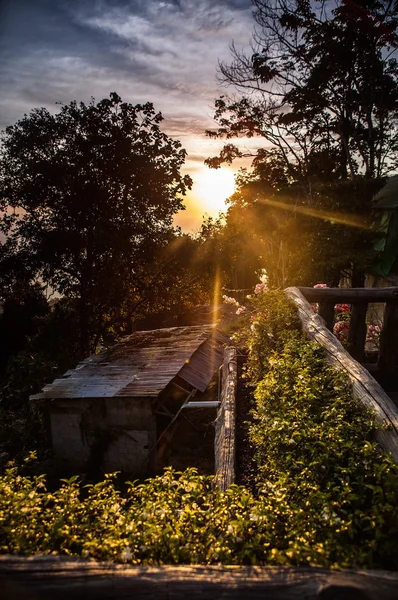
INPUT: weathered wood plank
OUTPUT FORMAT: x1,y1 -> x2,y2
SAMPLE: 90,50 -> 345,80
1,556 -> 398,600
299,287 -> 398,303
285,287 -> 398,463
214,348 -> 237,490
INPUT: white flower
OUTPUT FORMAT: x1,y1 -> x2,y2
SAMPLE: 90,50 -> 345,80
120,546 -> 133,560
222,294 -> 239,306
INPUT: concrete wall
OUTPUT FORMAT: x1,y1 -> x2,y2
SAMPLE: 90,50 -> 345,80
49,397 -> 156,474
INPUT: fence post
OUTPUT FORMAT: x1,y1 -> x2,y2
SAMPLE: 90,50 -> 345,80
318,303 -> 335,331
378,302 -> 398,370
349,303 -> 368,362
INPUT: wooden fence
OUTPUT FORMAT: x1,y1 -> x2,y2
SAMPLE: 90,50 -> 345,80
285,287 -> 398,463
2,556 -> 398,599
298,286 -> 398,367
214,347 -> 237,490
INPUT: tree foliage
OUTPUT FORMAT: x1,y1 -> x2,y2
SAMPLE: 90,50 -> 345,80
216,169 -> 384,287
208,0 -> 398,180
204,1 -> 398,286
0,93 -> 192,355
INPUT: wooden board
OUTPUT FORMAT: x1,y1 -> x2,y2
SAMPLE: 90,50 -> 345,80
299,286 -> 398,303
285,287 -> 398,462
1,556 -> 398,600
214,348 -> 237,490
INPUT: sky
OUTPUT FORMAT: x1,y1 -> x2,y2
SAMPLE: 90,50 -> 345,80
0,0 -> 257,232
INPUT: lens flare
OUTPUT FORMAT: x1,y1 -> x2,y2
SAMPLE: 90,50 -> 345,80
212,266 -> 221,328
257,196 -> 371,229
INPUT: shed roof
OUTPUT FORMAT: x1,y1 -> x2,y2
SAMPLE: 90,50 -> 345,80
31,325 -> 229,401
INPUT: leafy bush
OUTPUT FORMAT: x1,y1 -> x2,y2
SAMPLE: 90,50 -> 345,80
250,335 -> 398,568
1,288 -> 398,568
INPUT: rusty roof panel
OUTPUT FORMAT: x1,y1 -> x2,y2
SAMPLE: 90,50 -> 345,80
31,326 -> 229,401
177,330 -> 229,392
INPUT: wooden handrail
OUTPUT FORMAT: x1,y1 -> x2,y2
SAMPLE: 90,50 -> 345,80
285,287 -> 398,462
298,287 -> 398,367
299,287 -> 398,303
214,348 -> 237,490
1,556 -> 398,599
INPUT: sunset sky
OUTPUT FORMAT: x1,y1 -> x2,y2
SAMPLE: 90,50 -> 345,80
0,0 -> 258,232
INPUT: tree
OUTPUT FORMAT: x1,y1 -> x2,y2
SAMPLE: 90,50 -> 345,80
219,169 -> 382,288
0,282 -> 49,375
0,93 -> 192,356
207,0 -> 398,181
205,1 -> 398,286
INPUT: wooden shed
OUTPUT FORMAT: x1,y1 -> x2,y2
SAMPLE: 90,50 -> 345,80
30,326 -> 229,475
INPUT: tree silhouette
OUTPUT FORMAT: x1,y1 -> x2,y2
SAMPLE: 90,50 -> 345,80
0,93 -> 192,356
207,0 -> 398,181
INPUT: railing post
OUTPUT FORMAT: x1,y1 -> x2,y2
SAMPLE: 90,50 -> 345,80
318,303 -> 334,331
378,302 -> 398,371
348,303 -> 368,362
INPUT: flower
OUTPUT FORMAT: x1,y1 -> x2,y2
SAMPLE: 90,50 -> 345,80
333,320 -> 350,341
236,306 -> 246,315
222,294 -> 239,306
259,269 -> 269,285
335,303 -> 350,313
254,282 -> 267,294
366,323 -> 381,343
253,269 -> 269,295
120,546 -> 133,561
313,283 -> 328,288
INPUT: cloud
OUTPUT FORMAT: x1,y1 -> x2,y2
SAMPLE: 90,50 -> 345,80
0,0 -> 256,229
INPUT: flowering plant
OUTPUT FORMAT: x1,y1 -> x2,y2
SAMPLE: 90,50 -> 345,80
312,284 -> 382,350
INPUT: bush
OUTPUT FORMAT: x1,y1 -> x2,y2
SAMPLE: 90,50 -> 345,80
250,334 -> 398,568
1,288 -> 398,568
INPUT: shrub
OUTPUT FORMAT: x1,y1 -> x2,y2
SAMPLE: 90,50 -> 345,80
1,288 -> 398,569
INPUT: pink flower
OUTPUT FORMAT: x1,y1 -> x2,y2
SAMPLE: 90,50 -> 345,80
313,283 -> 328,288
254,282 -> 267,295
366,324 -> 381,343
333,320 -> 350,341
335,303 -> 351,313
236,306 -> 246,315
222,294 -> 239,306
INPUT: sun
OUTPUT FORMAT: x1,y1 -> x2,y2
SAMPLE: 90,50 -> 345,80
194,168 -> 236,215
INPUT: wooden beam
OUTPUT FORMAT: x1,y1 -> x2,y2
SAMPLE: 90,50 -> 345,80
378,302 -> 398,370
285,287 -> 398,463
299,287 -> 398,303
1,556 -> 398,600
349,302 -> 368,362
318,302 -> 335,331
214,348 -> 237,490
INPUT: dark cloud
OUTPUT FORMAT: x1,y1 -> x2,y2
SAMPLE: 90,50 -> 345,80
0,0 -> 254,226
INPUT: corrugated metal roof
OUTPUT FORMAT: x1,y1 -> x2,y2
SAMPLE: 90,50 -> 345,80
374,175 -> 398,210
31,326 -> 229,401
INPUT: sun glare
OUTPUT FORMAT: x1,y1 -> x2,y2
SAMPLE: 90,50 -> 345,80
194,168 -> 236,215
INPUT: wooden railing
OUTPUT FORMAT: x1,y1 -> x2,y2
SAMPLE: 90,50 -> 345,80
285,287 -> 398,463
2,555 -> 398,599
299,287 -> 398,368
214,348 -> 237,490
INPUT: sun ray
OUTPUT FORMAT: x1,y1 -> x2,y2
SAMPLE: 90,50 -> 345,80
257,196 -> 371,229
212,266 -> 221,327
